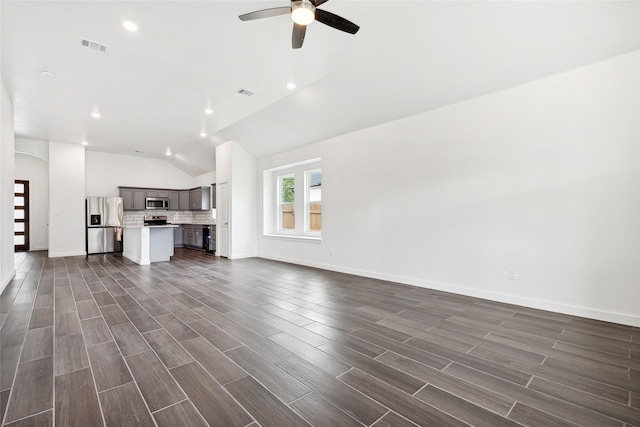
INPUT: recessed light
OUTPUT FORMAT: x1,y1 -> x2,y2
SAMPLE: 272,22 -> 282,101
287,82 -> 296,90
123,21 -> 138,32
205,108 -> 213,115
165,150 -> 172,156
81,141 -> 88,146
40,69 -> 54,77
91,112 -> 101,119
200,132 -> 207,138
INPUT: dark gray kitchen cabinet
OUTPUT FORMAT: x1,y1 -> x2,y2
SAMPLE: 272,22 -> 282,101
211,184 -> 216,209
146,190 -> 169,198
173,225 -> 183,246
118,186 -> 210,211
182,225 -> 203,248
120,188 -> 146,210
182,226 -> 193,247
189,186 -> 211,210
179,191 -> 190,210
168,191 -> 179,210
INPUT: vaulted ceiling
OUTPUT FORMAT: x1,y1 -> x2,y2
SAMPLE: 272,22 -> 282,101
2,1 -> 638,176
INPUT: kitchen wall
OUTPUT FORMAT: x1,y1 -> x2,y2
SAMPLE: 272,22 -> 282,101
0,78 -> 16,293
257,51 -> 640,326
85,151 -> 194,196
192,171 -> 216,187
15,153 -> 49,250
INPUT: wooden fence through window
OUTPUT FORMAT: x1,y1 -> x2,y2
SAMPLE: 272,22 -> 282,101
281,203 -> 321,231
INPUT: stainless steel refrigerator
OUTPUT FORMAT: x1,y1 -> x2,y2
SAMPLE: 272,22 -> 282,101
86,197 -> 124,255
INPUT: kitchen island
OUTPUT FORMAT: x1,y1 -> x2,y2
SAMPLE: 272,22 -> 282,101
123,225 -> 179,265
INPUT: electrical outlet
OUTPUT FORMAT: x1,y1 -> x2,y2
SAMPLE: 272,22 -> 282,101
508,269 -> 517,281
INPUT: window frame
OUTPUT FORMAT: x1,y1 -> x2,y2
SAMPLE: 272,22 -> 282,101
264,159 -> 322,240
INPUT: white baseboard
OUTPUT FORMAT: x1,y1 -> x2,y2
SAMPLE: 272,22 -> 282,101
229,252 -> 258,260
0,268 -> 17,294
29,246 -> 48,251
47,251 -> 87,258
123,253 -> 149,266
258,253 -> 640,328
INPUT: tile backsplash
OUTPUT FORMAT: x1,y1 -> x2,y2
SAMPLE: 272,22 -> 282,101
123,209 -> 216,226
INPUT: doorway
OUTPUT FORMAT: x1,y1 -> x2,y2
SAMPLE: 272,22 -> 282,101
218,182 -> 229,258
14,180 -> 30,252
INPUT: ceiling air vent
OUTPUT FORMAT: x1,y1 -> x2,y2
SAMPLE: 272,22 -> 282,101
237,88 -> 254,96
80,38 -> 108,53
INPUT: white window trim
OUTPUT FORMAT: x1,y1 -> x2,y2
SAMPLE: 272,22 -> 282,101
263,159 -> 322,239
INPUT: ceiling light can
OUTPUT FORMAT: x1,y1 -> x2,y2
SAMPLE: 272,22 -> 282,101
123,21 -> 138,32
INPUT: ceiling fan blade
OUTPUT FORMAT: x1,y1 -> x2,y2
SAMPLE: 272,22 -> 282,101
292,23 -> 306,49
313,0 -> 330,6
239,7 -> 290,21
314,9 -> 359,34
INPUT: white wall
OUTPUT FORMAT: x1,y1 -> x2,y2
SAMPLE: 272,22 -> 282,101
192,170 -> 216,187
49,141 -> 85,257
216,141 -> 257,259
0,78 -> 16,293
85,151 -> 194,197
257,51 -> 640,326
231,142 -> 257,258
15,153 -> 49,251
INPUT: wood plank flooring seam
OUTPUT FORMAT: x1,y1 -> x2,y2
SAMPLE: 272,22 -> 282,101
148,397 -> 189,414
1,408 -> 52,426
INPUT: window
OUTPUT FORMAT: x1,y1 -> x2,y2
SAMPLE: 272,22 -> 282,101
14,180 -> 29,251
306,170 -> 321,232
264,159 -> 321,239
278,174 -> 295,231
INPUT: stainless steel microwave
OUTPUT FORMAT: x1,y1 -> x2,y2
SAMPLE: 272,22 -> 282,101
145,197 -> 169,210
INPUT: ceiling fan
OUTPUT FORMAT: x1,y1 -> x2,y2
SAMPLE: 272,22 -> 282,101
239,0 -> 360,49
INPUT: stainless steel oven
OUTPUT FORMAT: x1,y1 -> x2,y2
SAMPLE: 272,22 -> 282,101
145,197 -> 169,210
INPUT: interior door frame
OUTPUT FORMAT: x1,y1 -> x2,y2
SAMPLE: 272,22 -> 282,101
218,181 -> 230,258
14,180 -> 30,252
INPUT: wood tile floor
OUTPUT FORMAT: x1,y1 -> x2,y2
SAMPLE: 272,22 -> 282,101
1,249 -> 639,427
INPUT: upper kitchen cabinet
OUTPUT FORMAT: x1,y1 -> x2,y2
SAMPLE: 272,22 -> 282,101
168,191 -> 180,210
189,186 -> 211,210
120,188 -> 146,210
211,184 -> 216,209
147,190 -> 169,198
179,190 -> 190,210
118,186 -> 211,210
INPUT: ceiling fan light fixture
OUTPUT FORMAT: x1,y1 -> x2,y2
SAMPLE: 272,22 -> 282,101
291,0 -> 315,26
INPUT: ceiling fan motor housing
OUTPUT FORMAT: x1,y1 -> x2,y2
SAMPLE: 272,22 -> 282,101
291,0 -> 316,25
